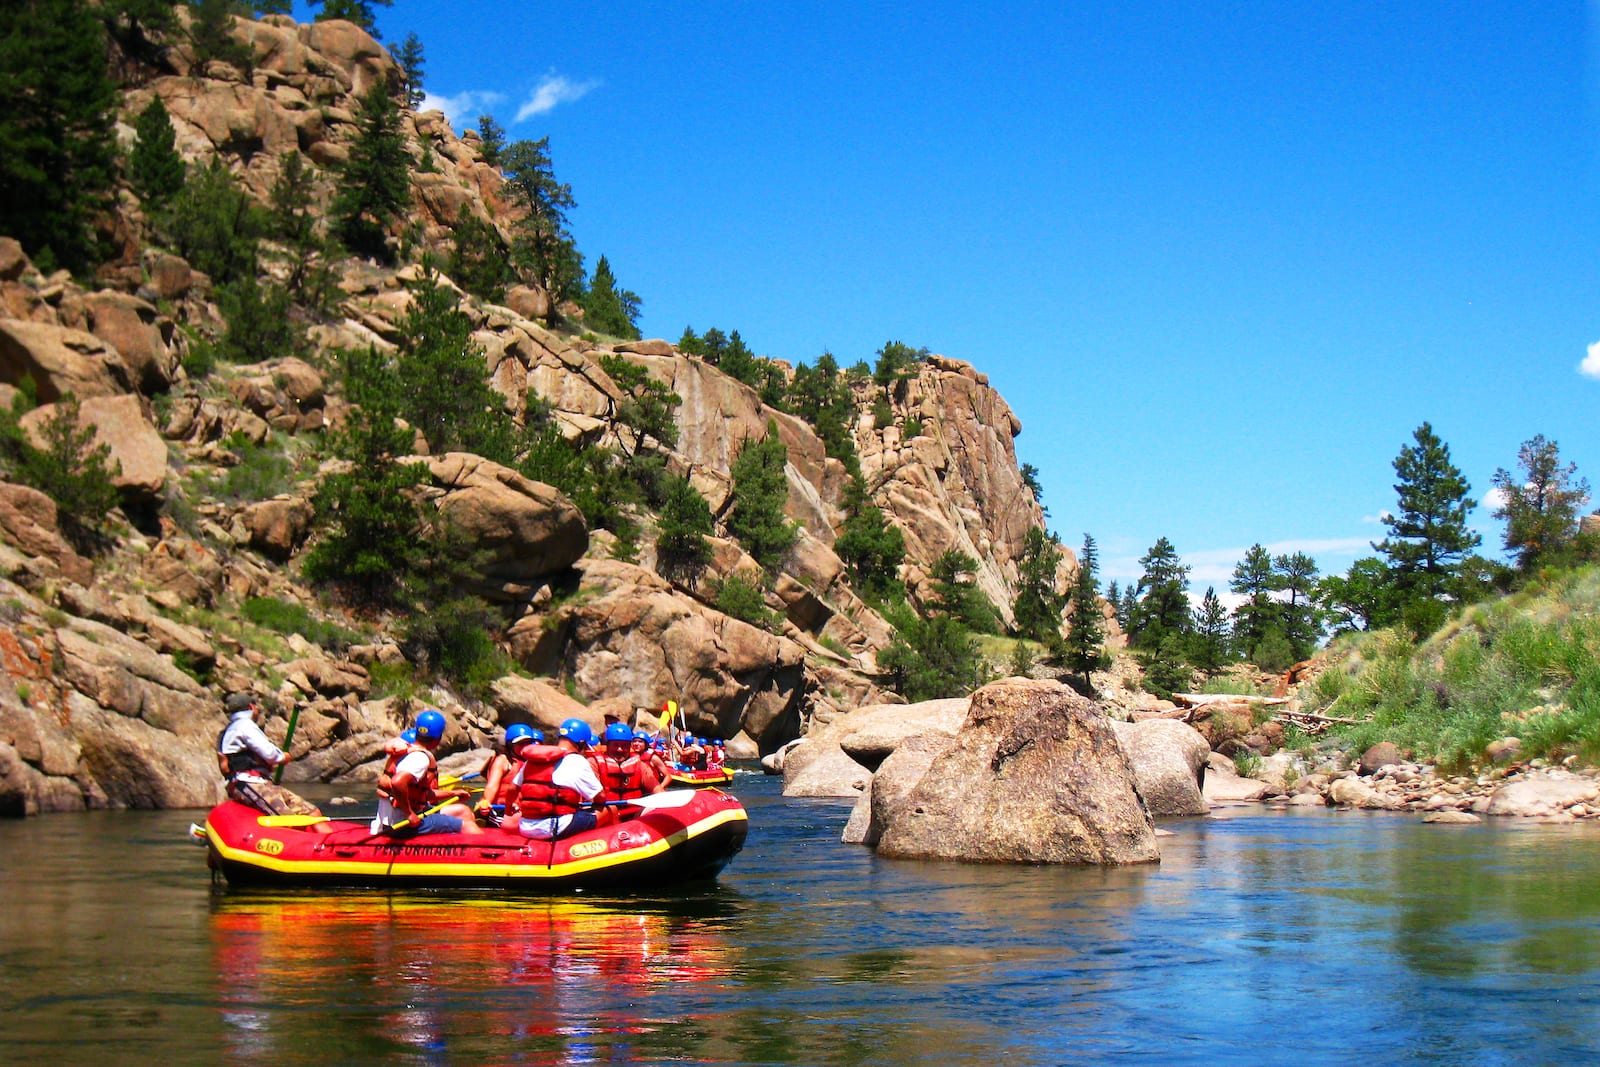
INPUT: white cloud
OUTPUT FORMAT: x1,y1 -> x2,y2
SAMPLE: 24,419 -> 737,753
1582,340 -> 1600,379
1361,510 -> 1392,525
1481,486 -> 1508,511
514,73 -> 600,123
419,89 -> 505,128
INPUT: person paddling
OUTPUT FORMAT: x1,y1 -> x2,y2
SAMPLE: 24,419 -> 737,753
216,691 -> 332,833
476,724 -> 538,824
372,709 -> 483,837
512,718 -> 612,841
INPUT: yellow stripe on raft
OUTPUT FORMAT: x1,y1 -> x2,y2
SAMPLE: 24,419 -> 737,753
206,808 -> 747,881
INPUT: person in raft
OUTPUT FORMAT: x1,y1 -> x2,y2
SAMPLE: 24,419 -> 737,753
216,691 -> 332,832
512,718 -> 614,841
372,709 -> 484,837
475,723 -> 539,824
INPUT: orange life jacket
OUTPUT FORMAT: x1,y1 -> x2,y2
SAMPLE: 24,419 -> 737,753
517,745 -> 584,819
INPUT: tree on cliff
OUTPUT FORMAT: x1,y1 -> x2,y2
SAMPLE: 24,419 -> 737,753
333,83 -> 410,261
394,31 -> 425,109
160,156 -> 264,285
310,0 -> 391,37
598,353 -> 680,459
0,0 -> 118,273
502,137 -> 583,308
655,475 -> 715,587
835,477 -> 905,601
0,391 -> 121,554
878,603 -> 985,703
1374,422 -> 1479,633
394,268 -> 514,462
476,115 -> 506,166
1492,435 -> 1591,570
448,204 -> 513,302
929,549 -> 1001,634
583,256 -> 642,339
726,423 -> 797,575
1063,533 -> 1109,689
188,0 -> 255,73
129,97 -> 185,208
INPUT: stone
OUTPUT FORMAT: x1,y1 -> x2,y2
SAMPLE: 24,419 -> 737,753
1484,773 -> 1599,818
240,497 -> 314,561
82,290 -> 173,392
1485,737 -> 1522,763
1202,760 -> 1269,804
487,675 -> 597,736
781,737 -> 871,798
0,319 -> 136,401
1286,792 -> 1327,807
1422,811 -> 1482,824
1328,776 -> 1405,811
1358,741 -> 1404,776
843,733 -> 950,847
831,697 -> 968,770
1111,718 -> 1210,816
0,238 -> 29,282
874,678 -> 1159,866
417,453 -> 588,590
20,394 -> 167,502
0,483 -> 94,585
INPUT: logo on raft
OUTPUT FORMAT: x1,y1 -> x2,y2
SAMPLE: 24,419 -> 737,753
568,839 -> 608,858
255,838 -> 284,855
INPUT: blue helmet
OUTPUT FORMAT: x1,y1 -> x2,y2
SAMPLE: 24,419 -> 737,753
400,728 -> 417,744
603,722 -> 633,744
715,739 -> 725,747
415,709 -> 446,742
504,723 -> 535,748
530,729 -> 545,744
559,718 -> 595,746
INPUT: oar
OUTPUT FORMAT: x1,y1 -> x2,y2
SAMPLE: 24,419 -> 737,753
438,771 -> 482,788
273,701 -> 302,785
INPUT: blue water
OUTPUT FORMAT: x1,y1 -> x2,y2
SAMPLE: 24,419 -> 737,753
2,770 -> 1598,1065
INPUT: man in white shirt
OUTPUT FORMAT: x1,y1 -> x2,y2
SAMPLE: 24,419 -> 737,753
514,718 -> 608,840
217,691 -> 326,825
371,709 -> 483,836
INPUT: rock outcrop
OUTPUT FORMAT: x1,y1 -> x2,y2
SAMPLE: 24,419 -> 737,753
873,678 -> 1160,865
1111,718 -> 1210,816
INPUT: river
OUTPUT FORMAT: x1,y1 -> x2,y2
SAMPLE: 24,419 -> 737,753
3,770 -> 1598,1065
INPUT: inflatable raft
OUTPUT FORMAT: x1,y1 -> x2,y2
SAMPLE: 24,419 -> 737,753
203,789 -> 747,892
665,766 -> 736,789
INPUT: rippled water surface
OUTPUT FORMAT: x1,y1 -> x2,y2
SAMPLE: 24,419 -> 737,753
4,771 -> 1600,1065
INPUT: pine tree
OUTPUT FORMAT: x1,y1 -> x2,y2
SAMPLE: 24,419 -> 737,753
1191,586 -> 1230,672
1317,557 -> 1399,635
655,474 -> 714,587
332,84 -> 410,261
1492,435 -> 1591,569
582,255 -> 642,339
268,151 -> 336,310
1063,533 -> 1109,688
1012,526 -> 1066,642
129,96 -> 184,207
475,114 -> 506,166
726,423 -> 797,575
160,156 -> 262,284
597,353 -> 680,458
448,204 -> 512,302
502,137 -> 581,307
188,0 -> 253,73
310,0 -> 391,37
1229,543 -> 1276,657
0,393 -> 121,553
393,269 -> 514,461
394,31 -> 425,109
0,0 -> 118,273
835,493 -> 905,600
1130,536 -> 1190,650
1374,422 -> 1480,605
929,549 -> 1000,634
1273,550 -> 1321,659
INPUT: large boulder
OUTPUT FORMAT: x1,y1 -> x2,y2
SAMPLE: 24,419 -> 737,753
1111,718 -> 1210,816
0,319 -> 136,400
781,737 -> 871,798
833,697 -> 969,769
0,483 -> 94,584
487,675 -> 598,736
80,290 -> 174,392
1485,772 -> 1599,818
842,733 -> 951,846
417,453 -> 588,595
19,394 -> 167,503
874,678 -> 1159,865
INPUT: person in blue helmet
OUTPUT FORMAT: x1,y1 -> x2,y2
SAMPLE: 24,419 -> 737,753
476,723 -> 539,824
512,717 -> 609,840
372,709 -> 484,837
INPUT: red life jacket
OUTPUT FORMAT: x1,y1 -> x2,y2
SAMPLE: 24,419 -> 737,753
393,746 -> 438,810
624,755 -> 660,798
377,737 -> 421,803
517,745 -> 584,819
593,753 -> 646,800
480,752 -> 518,808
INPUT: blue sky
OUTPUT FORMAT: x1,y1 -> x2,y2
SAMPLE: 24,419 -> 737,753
333,1 -> 1595,593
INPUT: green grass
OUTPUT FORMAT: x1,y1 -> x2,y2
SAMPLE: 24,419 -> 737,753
241,596 -> 360,652
1307,565 -> 1600,771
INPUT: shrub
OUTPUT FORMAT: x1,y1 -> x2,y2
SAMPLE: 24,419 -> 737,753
241,596 -> 360,651
715,574 -> 779,631
0,393 -> 122,553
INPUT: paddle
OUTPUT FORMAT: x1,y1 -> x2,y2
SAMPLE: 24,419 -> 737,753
273,702 -> 302,785
603,789 -> 698,811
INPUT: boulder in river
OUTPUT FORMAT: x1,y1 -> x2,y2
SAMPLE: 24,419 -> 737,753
873,678 -> 1159,866
1111,718 -> 1210,816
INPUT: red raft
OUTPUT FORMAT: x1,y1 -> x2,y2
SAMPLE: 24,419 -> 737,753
665,766 -> 736,789
203,789 -> 748,893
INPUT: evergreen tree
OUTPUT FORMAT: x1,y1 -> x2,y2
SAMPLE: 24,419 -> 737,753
726,423 -> 797,575
332,84 -> 410,261
834,479 -> 905,600
393,269 -> 513,462
582,255 -> 642,339
720,330 -> 761,387
160,156 -> 262,284
129,96 -> 184,207
216,273 -> 299,363
310,0 -> 391,37
597,353 -> 680,458
1317,557 -> 1399,635
1105,579 -> 1121,626
1019,462 -> 1047,516
878,608 -> 984,702
304,345 -> 427,601
268,151 -> 336,310
1130,536 -> 1190,650
1273,550 -> 1321,659
1012,526 -> 1066,642
0,392 -> 121,553
0,0 -> 118,273
654,474 -> 714,587
1191,586 -> 1230,672
393,31 -> 425,109
929,549 -> 1000,633
1118,583 -> 1138,631
1063,533 -> 1109,688
502,137 -> 581,307
1492,435 -> 1591,570
188,0 -> 253,73
1229,543 -> 1276,657
448,204 -> 512,302
1374,422 -> 1480,607
872,340 -> 926,396
475,114 -> 505,166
